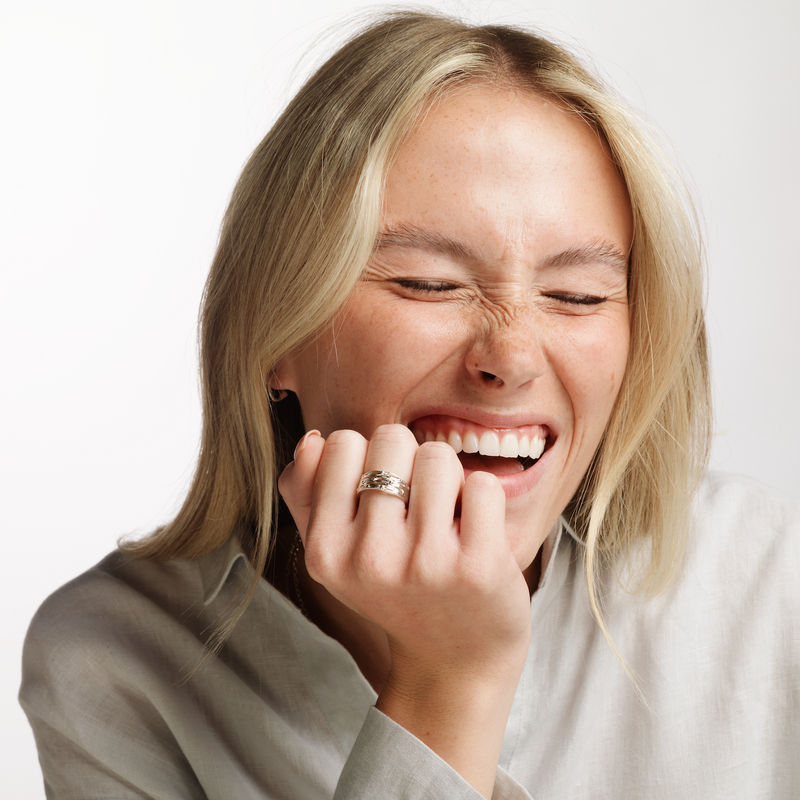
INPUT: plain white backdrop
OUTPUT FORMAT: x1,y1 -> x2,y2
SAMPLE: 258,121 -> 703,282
3,0 -> 798,794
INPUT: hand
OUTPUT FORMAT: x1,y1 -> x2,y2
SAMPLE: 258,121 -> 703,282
279,424 -> 532,797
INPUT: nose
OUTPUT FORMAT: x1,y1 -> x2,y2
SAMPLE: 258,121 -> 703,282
465,305 -> 545,392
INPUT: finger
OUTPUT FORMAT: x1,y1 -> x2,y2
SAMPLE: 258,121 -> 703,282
405,441 -> 463,545
298,428 -> 369,587
459,471 -> 507,565
357,424 -> 417,522
278,430 -> 324,538
305,428 -> 368,539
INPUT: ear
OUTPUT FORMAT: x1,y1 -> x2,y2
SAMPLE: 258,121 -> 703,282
268,353 -> 300,400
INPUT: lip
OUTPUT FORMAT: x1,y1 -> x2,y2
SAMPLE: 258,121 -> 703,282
405,406 -> 561,436
405,410 -> 558,500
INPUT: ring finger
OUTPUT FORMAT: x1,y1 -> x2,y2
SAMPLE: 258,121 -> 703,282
356,424 -> 417,525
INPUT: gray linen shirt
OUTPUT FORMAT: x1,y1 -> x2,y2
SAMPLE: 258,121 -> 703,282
20,472 -> 800,798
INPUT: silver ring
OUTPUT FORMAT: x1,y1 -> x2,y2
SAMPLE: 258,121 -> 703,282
357,470 -> 410,505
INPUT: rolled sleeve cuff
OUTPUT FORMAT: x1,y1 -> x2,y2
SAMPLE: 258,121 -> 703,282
334,707 -> 533,800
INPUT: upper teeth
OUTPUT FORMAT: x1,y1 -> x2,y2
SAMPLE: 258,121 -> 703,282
416,428 -> 545,459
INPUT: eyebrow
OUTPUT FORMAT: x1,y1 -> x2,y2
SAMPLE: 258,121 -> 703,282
375,224 -> 481,263
376,224 -> 629,275
540,242 -> 630,276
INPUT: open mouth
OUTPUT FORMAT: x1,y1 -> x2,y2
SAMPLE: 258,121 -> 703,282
409,417 -> 549,476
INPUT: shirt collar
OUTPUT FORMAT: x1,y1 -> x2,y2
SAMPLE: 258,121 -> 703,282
198,533 -> 250,606
537,516 -> 580,590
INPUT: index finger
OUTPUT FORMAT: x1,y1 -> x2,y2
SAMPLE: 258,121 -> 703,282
304,428 -> 368,546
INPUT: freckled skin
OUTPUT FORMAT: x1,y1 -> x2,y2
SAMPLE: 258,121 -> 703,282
279,84 -> 632,576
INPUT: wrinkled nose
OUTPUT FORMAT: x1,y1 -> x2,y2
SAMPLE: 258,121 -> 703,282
465,308 -> 545,392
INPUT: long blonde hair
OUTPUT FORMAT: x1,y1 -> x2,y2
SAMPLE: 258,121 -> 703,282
122,10 -> 711,639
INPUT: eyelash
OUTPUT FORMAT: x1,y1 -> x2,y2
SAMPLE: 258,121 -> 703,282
546,292 -> 608,306
394,279 -> 459,293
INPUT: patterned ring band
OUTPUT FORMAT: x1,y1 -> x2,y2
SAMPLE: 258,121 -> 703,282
356,470 -> 411,505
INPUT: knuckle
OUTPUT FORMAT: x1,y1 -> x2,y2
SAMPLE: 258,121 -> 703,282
415,440 -> 459,465
371,423 -> 417,449
464,563 -> 495,593
352,529 -> 410,586
406,558 -> 436,586
302,537 -> 337,583
404,541 -> 446,585
352,545 -> 389,585
324,429 -> 366,450
452,557 -> 493,594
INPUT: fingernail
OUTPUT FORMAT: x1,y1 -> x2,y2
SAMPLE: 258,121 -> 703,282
293,429 -> 321,461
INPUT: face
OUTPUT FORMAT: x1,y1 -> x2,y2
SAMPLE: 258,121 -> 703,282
278,85 -> 632,571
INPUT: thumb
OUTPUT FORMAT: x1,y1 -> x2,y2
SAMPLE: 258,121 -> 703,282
278,430 -> 324,541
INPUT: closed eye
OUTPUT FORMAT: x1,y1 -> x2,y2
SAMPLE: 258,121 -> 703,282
545,292 -> 608,306
394,279 -> 461,293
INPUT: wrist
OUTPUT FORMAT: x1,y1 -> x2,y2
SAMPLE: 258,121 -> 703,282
375,653 -> 526,799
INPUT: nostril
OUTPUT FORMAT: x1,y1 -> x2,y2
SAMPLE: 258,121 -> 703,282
481,371 -> 498,382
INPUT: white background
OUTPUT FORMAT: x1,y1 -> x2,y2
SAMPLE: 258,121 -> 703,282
3,0 -> 798,794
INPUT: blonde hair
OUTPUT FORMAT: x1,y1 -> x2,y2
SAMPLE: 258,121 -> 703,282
122,10 -> 711,640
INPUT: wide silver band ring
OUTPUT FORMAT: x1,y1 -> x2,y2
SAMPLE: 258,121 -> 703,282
357,470 -> 411,505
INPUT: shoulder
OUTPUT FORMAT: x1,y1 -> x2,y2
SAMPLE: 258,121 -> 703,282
20,551 -> 201,718
689,470 -> 800,576
663,471 -> 800,637
20,538 -> 262,722
603,471 -> 800,640
694,469 -> 800,532
23,550 -> 202,661
21,536 -> 256,682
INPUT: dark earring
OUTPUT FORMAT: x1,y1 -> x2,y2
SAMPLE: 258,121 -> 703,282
268,386 -> 288,402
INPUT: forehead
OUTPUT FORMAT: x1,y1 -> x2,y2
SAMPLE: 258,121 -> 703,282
380,84 -> 632,266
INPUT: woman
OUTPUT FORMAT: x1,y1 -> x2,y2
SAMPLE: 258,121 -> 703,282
20,10 -> 799,799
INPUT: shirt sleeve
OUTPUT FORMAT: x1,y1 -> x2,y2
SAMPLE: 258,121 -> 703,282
334,708 -> 533,800
20,598 -> 207,799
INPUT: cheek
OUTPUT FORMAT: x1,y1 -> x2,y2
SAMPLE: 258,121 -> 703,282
313,300 -> 461,420
349,300 -> 461,378
551,318 -> 630,424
